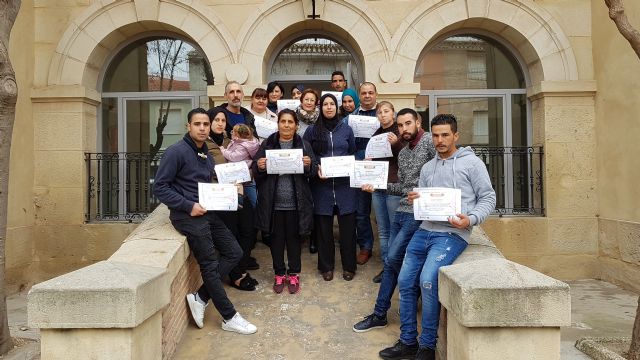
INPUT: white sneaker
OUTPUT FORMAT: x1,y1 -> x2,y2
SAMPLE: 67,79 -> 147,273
186,293 -> 206,329
221,312 -> 257,335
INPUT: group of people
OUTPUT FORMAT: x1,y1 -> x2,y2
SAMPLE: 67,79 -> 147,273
153,71 -> 496,360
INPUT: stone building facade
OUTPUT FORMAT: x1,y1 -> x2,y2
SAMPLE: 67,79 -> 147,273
6,0 -> 640,293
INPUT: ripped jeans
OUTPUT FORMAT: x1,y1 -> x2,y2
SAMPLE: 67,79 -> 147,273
397,229 -> 467,348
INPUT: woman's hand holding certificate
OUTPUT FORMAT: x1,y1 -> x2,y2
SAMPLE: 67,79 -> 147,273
265,149 -> 304,174
365,133 -> 393,158
214,162 -> 251,184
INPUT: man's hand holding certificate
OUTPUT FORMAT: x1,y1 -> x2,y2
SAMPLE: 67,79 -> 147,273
348,115 -> 379,138
214,162 -> 251,184
351,161 -> 388,189
413,187 -> 462,221
254,115 -> 278,139
320,155 -> 354,178
198,183 -> 238,211
365,133 -> 393,158
266,149 -> 304,174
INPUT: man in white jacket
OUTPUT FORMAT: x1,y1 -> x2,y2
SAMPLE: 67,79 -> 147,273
379,114 -> 496,360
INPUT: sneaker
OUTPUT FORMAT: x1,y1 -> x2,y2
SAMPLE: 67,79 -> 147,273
185,293 -> 206,329
353,313 -> 388,333
379,340 -> 418,360
221,312 -> 257,335
287,274 -> 300,294
273,275 -> 286,294
357,249 -> 371,265
414,347 -> 435,360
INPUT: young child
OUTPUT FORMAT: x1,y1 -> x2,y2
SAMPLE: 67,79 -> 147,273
220,124 -> 261,169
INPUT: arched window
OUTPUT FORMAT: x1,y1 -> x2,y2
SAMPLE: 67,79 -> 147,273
415,34 -> 542,215
269,36 -> 362,94
91,37 -> 211,221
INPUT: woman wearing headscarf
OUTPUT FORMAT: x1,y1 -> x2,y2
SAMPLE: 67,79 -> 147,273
303,93 -> 358,282
340,88 -> 360,121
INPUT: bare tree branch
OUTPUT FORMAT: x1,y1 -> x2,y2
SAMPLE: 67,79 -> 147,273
605,0 -> 640,58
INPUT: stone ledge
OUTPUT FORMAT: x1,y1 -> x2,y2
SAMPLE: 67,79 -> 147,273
574,337 -> 631,360
28,260 -> 169,329
439,258 -> 571,328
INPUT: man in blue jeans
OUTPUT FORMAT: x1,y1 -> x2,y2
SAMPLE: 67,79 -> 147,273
352,108 -> 435,332
379,114 -> 496,360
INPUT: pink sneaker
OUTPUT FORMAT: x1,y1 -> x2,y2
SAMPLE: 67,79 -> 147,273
287,274 -> 300,294
273,275 -> 286,294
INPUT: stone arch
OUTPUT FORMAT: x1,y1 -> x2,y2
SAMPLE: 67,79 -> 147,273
47,0 -> 237,89
235,0 -> 392,85
391,0 -> 579,85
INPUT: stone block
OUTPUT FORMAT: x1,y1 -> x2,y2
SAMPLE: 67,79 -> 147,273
569,36 -> 595,80
598,218 -> 621,258
439,258 -> 571,327
483,217 -> 550,256
447,314 -> 561,360
435,0 -> 467,27
28,261 -> 169,328
508,254 -> 598,280
544,179 -> 597,218
157,2 -> 189,27
40,311 -> 162,360
60,57 -> 86,85
548,217 -> 598,254
134,0 -> 159,21
599,257 -> 640,293
33,187 -> 84,225
544,106 -> 595,143
618,220 -> 640,264
106,2 -> 138,30
34,150 -> 84,187
34,113 -> 83,151
110,240 -> 188,281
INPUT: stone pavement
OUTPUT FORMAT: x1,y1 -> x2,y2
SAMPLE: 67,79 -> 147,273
5,243 -> 638,359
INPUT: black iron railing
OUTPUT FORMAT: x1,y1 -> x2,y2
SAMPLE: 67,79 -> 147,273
84,146 -> 544,222
85,152 -> 163,222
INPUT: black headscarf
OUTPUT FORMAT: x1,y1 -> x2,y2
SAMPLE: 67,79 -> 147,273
310,93 -> 340,155
207,107 -> 226,146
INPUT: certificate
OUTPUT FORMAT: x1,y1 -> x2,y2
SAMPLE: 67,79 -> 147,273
254,115 -> 278,139
321,91 -> 343,107
365,133 -> 393,159
277,99 -> 300,113
350,161 -> 388,189
198,183 -> 238,211
214,162 -> 251,184
348,115 -> 379,138
413,187 -> 462,221
320,155 -> 354,178
266,149 -> 304,174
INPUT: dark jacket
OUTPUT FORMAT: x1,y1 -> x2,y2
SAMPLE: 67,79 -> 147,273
220,103 -> 257,137
252,132 -> 317,235
371,123 -> 405,183
153,134 -> 214,221
303,120 -> 357,216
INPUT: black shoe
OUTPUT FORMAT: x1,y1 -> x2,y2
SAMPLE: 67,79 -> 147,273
372,270 -> 384,283
414,347 -> 435,360
245,258 -> 260,270
309,243 -> 317,254
353,313 -> 388,333
379,340 -> 418,360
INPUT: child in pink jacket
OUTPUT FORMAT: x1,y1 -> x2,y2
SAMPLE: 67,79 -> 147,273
220,124 -> 260,169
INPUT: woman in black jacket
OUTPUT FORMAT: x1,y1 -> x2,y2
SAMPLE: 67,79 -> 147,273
253,109 -> 317,294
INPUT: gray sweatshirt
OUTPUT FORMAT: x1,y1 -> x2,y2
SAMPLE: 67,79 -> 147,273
418,146 -> 496,241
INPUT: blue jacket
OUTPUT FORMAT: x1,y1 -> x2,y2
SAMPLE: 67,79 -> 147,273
303,120 -> 357,216
153,134 -> 215,220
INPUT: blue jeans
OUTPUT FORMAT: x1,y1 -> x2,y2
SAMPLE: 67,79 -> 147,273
243,181 -> 257,209
355,190 -> 373,251
372,190 -> 401,262
397,229 -> 467,348
373,211 -> 421,317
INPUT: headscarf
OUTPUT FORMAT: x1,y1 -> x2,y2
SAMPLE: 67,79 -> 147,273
310,93 -> 340,155
341,88 -> 360,110
207,107 -> 226,145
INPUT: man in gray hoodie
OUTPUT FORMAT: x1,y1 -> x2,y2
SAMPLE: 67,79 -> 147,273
379,114 -> 496,360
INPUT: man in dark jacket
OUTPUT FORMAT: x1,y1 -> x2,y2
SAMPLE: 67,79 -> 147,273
220,81 -> 257,137
153,107 -> 257,335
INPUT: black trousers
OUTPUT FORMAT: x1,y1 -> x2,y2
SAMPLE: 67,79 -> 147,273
172,212 -> 241,320
315,207 -> 357,273
216,197 -> 255,282
270,210 -> 301,275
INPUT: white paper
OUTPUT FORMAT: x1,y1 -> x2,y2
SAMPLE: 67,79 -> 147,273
254,115 -> 278,139
350,161 -> 388,189
198,183 -> 238,211
348,115 -> 380,138
320,155 -> 355,178
321,91 -> 343,107
365,133 -> 393,158
413,187 -> 462,221
214,162 -> 251,184
277,99 -> 300,113
266,149 -> 304,174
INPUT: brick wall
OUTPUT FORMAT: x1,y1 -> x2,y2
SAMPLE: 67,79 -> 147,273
161,255 -> 202,359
